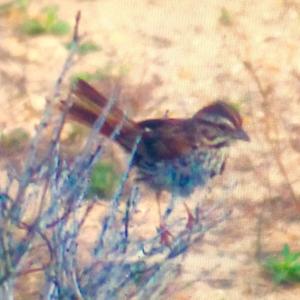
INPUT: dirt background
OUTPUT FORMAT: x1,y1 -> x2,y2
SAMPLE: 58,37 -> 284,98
1,0 -> 300,299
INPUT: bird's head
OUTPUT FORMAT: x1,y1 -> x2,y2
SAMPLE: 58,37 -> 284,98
193,101 -> 250,147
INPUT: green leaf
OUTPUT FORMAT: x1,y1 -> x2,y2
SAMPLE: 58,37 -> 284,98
20,19 -> 45,35
88,162 -> 120,198
70,72 -> 96,85
264,244 -> 300,284
65,41 -> 101,55
78,42 -> 100,55
282,244 -> 290,257
70,67 -> 111,85
19,5 -> 70,36
49,21 -> 70,35
219,7 -> 233,27
43,5 -> 59,29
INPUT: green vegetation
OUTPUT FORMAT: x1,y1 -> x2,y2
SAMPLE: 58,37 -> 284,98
64,124 -> 87,145
230,101 -> 242,112
0,0 -> 29,15
0,128 -> 30,153
70,70 -> 106,85
70,64 -> 113,85
66,41 -> 101,55
71,62 -> 130,85
20,5 -> 70,36
219,7 -> 233,27
264,244 -> 300,284
88,161 -> 120,198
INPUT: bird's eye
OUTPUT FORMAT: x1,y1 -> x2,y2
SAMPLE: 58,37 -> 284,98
218,124 -> 228,131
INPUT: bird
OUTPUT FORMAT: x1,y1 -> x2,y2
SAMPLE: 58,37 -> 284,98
64,79 -> 250,244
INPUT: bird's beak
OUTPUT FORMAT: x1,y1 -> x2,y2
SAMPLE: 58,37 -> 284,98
233,129 -> 250,142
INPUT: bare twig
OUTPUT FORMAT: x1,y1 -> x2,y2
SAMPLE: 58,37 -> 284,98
243,60 -> 298,205
12,11 -> 83,213
53,11 -> 82,98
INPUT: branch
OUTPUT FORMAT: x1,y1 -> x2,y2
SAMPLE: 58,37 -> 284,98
243,60 -> 298,205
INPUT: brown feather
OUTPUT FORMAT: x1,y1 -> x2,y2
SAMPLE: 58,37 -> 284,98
195,101 -> 242,128
137,118 -> 195,160
65,80 -> 247,163
68,80 -> 142,152
61,80 -> 249,197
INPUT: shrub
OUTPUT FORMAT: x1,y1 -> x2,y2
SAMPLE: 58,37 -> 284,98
264,244 -> 300,284
0,127 -> 30,154
0,12 -> 231,299
20,5 -> 70,36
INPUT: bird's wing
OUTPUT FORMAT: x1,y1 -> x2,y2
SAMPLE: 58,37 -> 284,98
138,118 -> 196,160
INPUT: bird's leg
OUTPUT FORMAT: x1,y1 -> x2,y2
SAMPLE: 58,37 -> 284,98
156,191 -> 173,246
183,202 -> 196,230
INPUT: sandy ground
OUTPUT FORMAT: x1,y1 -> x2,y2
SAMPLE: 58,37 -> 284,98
1,0 -> 300,299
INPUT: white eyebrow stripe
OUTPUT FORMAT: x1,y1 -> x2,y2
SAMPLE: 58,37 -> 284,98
217,117 -> 236,129
204,115 -> 236,129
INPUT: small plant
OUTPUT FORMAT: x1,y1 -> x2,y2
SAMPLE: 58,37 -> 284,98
264,244 -> 300,284
0,0 -> 29,16
70,70 -> 104,85
219,7 -> 233,27
70,64 -> 113,84
88,161 -> 120,198
66,41 -> 101,55
20,5 -> 70,36
0,127 -> 30,154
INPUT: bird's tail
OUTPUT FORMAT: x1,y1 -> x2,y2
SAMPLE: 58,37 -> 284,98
64,79 -> 142,152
